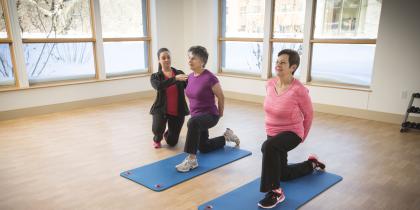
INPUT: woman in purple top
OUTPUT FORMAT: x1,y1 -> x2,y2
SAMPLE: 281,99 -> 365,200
175,46 -> 240,172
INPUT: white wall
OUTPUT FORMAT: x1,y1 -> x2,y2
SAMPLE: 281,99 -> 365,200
367,0 -> 420,114
183,0 -> 219,74
152,0 -> 219,74
153,0 -> 186,72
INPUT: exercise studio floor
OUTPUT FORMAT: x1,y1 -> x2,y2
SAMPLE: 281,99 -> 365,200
0,98 -> 419,210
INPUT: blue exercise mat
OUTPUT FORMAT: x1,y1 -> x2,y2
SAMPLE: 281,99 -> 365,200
121,146 -> 252,191
198,171 -> 342,210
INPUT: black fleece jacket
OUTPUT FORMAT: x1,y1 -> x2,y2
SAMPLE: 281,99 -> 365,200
149,67 -> 189,116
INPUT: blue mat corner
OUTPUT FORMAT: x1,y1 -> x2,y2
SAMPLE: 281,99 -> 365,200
121,146 -> 252,191
198,171 -> 343,210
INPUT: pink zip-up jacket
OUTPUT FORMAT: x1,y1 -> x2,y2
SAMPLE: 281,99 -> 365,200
264,78 -> 313,141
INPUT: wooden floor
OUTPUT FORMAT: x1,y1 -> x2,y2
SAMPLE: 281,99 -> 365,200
0,98 -> 419,210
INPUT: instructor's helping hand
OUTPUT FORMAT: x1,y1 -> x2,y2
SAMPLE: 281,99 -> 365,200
175,74 -> 188,81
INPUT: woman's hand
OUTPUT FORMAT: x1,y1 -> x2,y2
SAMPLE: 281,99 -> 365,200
175,74 -> 188,81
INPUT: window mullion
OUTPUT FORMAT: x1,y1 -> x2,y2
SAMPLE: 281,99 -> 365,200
6,0 -> 29,88
261,0 -> 274,80
301,0 -> 316,83
92,0 -> 106,80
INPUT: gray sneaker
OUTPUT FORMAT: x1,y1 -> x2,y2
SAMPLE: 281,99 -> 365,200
176,157 -> 198,172
224,128 -> 240,146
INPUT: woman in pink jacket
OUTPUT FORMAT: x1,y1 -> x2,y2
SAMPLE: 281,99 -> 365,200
258,49 -> 325,209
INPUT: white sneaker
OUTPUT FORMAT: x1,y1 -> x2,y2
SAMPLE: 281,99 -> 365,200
224,128 -> 240,146
176,157 -> 198,172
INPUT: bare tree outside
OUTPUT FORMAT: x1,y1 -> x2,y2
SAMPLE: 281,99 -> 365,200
17,0 -> 93,80
0,44 -> 13,81
251,43 -> 262,71
17,0 -> 91,38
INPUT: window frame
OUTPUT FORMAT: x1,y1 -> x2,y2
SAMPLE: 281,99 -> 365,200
269,0 -> 306,78
218,0 -> 379,90
218,0 -> 266,79
308,0 -> 378,88
18,0 -> 98,85
100,0 -> 151,78
0,0 -> 19,89
0,0 -> 152,91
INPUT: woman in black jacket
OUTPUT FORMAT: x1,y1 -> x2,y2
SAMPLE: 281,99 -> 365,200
150,48 -> 189,148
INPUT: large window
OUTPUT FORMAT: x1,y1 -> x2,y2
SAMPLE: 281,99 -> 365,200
220,0 -> 265,76
311,0 -> 381,87
23,43 -> 95,83
314,0 -> 380,39
17,0 -> 95,84
219,0 -> 382,88
0,0 -> 151,90
0,0 -> 14,87
100,0 -> 149,77
271,0 -> 305,78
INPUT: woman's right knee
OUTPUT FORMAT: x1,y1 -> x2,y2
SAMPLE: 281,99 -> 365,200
261,138 -> 273,153
261,138 -> 286,153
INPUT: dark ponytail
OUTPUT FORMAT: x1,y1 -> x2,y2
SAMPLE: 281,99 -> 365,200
157,48 -> 170,72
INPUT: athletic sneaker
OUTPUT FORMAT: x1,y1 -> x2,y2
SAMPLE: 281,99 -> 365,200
153,141 -> 161,149
176,157 -> 198,172
224,128 -> 240,146
308,154 -> 326,170
258,189 -> 286,209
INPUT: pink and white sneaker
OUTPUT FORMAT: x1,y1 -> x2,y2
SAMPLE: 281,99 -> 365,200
308,154 -> 326,170
153,141 -> 162,149
258,188 -> 286,209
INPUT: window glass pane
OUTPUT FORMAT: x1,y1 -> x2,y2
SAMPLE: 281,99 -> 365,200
104,41 -> 148,76
0,4 -> 7,38
24,42 -> 95,84
17,0 -> 92,38
100,0 -> 146,37
271,43 -> 303,77
222,41 -> 263,75
0,44 -> 14,86
223,0 -> 265,38
273,0 -> 306,38
314,0 -> 382,39
311,43 -> 375,86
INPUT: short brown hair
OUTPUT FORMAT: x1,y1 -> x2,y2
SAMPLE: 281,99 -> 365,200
278,49 -> 300,75
188,45 -> 209,67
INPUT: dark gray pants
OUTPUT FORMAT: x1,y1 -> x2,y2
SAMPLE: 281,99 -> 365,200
152,114 -> 184,146
184,114 -> 225,154
260,131 -> 313,192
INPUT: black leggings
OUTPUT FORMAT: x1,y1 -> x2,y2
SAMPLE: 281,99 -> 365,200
184,114 -> 226,154
260,131 -> 313,192
152,114 -> 185,146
